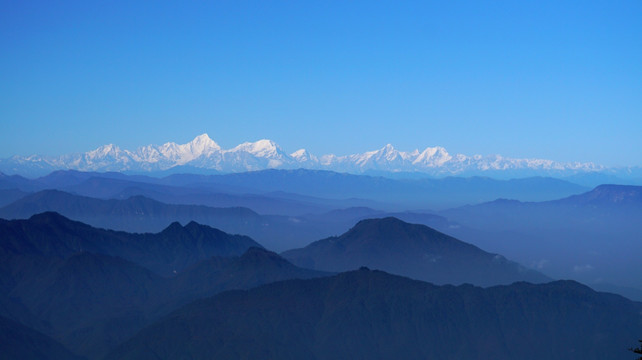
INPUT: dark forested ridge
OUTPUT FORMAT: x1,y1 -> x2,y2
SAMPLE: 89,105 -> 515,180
107,268 -> 642,360
0,211 -> 261,276
0,213 -> 327,359
0,315 -> 85,360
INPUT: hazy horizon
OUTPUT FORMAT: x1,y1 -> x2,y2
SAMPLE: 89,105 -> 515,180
1,1 -> 641,167
1,3 -> 641,359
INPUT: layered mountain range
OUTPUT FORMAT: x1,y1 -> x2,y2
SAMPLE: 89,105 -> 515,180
1,134 -> 608,177
107,268 -> 642,360
1,196 -> 640,358
0,213 -> 326,359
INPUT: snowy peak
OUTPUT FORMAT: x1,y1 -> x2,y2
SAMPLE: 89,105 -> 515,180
137,134 -> 222,165
372,144 -> 403,162
0,134 -> 606,176
413,146 -> 452,167
188,133 -> 221,152
231,139 -> 284,158
87,144 -> 123,158
221,139 -> 293,170
377,144 -> 402,159
291,149 -> 317,163
381,143 -> 395,153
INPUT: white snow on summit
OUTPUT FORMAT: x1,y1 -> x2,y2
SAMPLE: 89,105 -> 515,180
413,146 -> 452,167
0,134 -> 605,176
290,149 -> 318,163
230,139 -> 284,158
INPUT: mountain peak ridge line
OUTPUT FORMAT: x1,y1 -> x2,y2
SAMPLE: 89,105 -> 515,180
0,133 -> 605,176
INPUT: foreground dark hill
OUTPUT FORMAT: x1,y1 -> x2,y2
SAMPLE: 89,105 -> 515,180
441,184 -> 642,298
25,248 -> 324,360
0,213 -> 260,357
10,252 -> 167,359
0,212 -> 261,276
107,268 -> 642,360
0,214 -> 326,359
0,315 -> 85,360
283,217 -> 548,286
166,247 -> 329,314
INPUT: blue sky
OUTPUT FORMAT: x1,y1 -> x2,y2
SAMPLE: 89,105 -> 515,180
1,1 -> 640,166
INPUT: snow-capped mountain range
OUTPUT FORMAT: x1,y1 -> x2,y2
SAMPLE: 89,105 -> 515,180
0,133 -> 605,177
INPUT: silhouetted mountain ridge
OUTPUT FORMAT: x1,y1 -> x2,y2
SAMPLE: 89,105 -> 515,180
0,189 -> 460,251
0,214 -> 326,359
107,268 -> 642,360
283,217 -> 548,286
0,211 -> 261,276
169,247 -> 329,309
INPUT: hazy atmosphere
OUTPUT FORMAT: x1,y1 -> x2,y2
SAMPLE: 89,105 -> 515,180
1,2 -> 641,360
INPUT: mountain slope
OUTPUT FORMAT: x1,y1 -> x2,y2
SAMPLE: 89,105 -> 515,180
0,315 -> 84,360
0,212 -> 261,276
165,247 -> 329,312
440,184 -> 642,297
11,252 -> 167,359
106,268 -> 642,360
6,248 -> 326,360
556,184 -> 642,207
0,190 -> 370,251
0,188 -> 29,207
0,189 -> 263,233
0,214 -> 326,359
0,168 -> 591,210
282,217 -> 548,286
174,169 -> 590,206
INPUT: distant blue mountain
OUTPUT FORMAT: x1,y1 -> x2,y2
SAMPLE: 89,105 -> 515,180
162,168 -> 590,207
0,168 -> 592,210
0,189 -> 455,252
440,184 -> 642,300
283,217 -> 549,286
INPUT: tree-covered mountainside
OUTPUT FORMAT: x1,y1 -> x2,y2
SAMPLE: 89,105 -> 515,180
108,268 -> 642,360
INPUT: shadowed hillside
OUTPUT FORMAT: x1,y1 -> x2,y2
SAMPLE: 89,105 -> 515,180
283,217 -> 548,286
107,268 -> 642,360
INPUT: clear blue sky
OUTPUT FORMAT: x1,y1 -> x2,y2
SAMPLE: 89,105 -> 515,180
1,1 -> 640,166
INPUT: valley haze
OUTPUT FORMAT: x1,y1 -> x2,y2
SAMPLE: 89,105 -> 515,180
1,1 -> 641,359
